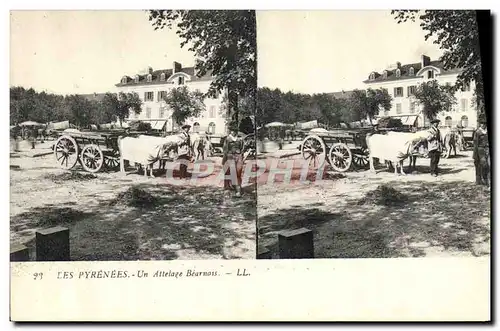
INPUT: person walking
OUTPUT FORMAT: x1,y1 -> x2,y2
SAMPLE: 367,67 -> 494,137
427,119 -> 442,177
473,115 -> 490,186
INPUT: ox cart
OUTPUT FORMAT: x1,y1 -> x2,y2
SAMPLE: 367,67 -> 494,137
298,127 -> 415,172
52,130 -> 125,173
299,128 -> 373,172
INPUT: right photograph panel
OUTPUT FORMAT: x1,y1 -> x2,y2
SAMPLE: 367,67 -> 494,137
255,10 -> 491,259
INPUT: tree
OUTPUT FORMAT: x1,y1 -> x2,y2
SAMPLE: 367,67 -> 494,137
348,88 -> 392,124
101,92 -> 142,126
412,80 -> 457,120
162,86 -> 205,131
391,10 -> 484,116
147,10 -> 257,127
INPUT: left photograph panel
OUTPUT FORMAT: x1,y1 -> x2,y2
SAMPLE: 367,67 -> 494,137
9,10 -> 257,261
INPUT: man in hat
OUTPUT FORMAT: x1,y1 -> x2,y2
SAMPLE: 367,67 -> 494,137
473,114 -> 489,186
427,119 -> 442,177
177,124 -> 192,179
222,121 -> 245,197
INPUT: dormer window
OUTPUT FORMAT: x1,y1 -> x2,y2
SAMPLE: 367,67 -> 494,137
395,69 -> 401,78
383,70 -> 388,79
147,74 -> 152,83
369,73 -> 375,80
178,77 -> 184,85
121,76 -> 127,84
427,70 -> 434,79
160,73 -> 166,81
134,75 -> 139,83
409,67 -> 415,76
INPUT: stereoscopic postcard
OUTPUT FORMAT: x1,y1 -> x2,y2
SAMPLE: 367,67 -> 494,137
8,8 -> 491,322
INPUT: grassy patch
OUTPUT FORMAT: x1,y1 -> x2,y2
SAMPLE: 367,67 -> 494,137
109,186 -> 158,208
44,171 -> 97,183
357,184 -> 409,206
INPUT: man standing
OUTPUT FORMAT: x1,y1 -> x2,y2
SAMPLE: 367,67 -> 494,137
222,122 -> 245,197
473,115 -> 490,186
177,124 -> 192,179
427,119 -> 442,177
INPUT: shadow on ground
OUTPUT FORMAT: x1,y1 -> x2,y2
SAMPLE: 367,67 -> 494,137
11,182 -> 256,261
258,180 -> 490,259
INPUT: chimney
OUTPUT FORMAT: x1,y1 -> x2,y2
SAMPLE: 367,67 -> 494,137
172,61 -> 182,74
421,55 -> 431,67
148,66 -> 153,74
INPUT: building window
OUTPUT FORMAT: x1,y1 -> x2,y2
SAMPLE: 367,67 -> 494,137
121,77 -> 127,84
427,71 -> 434,79
395,103 -> 402,114
409,67 -> 414,76
445,116 -> 452,127
369,73 -> 375,80
409,102 -> 416,113
460,98 -> 468,112
160,73 -> 166,81
144,92 -> 154,102
208,122 -> 216,134
145,107 -> 151,119
159,106 -> 166,118
407,85 -> 416,96
461,115 -> 468,128
394,87 -> 404,97
178,77 -> 184,85
383,71 -> 388,79
395,69 -> 401,78
209,106 -> 216,118
158,91 -> 167,102
134,75 -> 139,83
147,74 -> 152,83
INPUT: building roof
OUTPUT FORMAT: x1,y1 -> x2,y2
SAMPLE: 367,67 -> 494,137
116,66 -> 213,87
363,58 -> 462,84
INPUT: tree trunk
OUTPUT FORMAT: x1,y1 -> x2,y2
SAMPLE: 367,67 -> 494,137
223,89 -> 239,191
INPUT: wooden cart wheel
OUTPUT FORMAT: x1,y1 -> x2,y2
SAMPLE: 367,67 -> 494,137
301,135 -> 327,169
54,135 -> 79,170
351,148 -> 369,169
80,144 -> 104,173
328,142 -> 352,172
103,151 -> 121,171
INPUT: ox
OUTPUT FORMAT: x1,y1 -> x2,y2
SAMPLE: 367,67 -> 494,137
366,130 -> 429,175
118,133 -> 190,178
440,127 -> 458,158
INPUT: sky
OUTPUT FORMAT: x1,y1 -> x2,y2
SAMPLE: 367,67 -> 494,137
10,10 -> 196,95
257,10 -> 443,94
10,10 -> 443,96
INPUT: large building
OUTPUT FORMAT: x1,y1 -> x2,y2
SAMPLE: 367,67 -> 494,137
363,55 -> 477,128
115,61 -> 227,135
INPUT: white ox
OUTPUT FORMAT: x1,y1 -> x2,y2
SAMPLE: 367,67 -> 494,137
366,130 -> 430,175
118,134 -> 188,178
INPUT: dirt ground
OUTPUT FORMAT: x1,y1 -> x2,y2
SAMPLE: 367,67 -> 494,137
10,145 -> 256,261
257,150 -> 491,259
